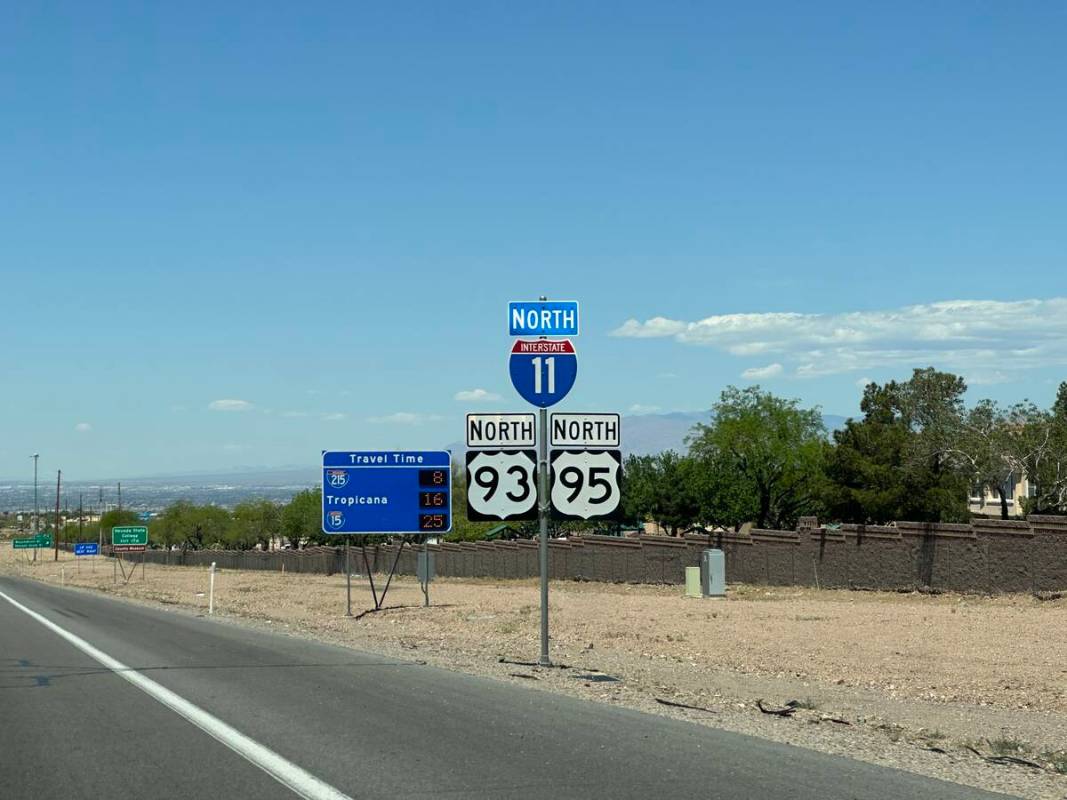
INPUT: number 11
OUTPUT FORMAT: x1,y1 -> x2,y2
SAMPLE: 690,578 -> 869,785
531,356 -> 556,394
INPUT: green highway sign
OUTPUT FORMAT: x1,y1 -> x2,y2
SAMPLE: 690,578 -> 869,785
112,525 -> 148,552
12,533 -> 53,549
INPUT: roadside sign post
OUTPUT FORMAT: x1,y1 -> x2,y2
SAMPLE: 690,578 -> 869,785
112,526 -> 147,585
538,406 -> 550,666
345,536 -> 352,617
13,532 -> 53,556
505,297 -> 583,668
488,298 -> 624,667
418,540 -> 433,607
74,542 -> 99,576
321,450 -> 452,614
111,526 -> 147,551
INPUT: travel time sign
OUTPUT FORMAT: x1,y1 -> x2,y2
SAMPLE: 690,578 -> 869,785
321,451 -> 452,535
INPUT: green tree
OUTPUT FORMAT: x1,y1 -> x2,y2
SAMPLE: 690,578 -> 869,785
1016,385 -> 1067,514
99,509 -> 141,533
623,451 -> 701,536
823,377 -> 970,524
281,489 -> 322,548
687,386 -> 825,530
946,400 -> 1042,519
230,499 -> 282,550
151,501 -> 232,549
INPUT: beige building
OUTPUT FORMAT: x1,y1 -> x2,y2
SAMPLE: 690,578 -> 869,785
968,473 -> 1037,518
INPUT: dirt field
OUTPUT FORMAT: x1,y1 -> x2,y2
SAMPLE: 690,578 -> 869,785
3,546 -> 1066,799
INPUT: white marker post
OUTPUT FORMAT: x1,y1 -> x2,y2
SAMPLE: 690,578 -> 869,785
209,562 -> 216,615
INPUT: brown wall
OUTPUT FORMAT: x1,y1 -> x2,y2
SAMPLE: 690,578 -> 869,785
132,515 -> 1067,594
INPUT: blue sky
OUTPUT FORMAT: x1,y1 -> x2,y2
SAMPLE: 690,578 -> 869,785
3,2 -> 1066,479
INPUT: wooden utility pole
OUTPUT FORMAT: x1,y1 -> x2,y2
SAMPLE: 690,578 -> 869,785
117,482 -> 122,511
53,470 -> 61,561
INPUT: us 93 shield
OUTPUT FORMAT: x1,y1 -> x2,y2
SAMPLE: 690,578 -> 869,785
550,449 -> 623,520
465,450 -> 539,521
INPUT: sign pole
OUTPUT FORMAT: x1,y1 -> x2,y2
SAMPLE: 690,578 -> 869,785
54,469 -> 61,562
538,406 -> 551,667
422,538 -> 430,607
345,535 -> 352,617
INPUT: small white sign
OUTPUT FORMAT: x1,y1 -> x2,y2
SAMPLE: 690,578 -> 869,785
466,413 -> 536,448
550,413 -> 621,448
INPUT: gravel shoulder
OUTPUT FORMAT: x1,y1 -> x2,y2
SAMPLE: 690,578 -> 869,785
4,548 -> 1066,800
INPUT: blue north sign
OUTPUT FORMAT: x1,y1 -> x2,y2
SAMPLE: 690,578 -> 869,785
321,451 -> 452,535
508,300 -> 579,337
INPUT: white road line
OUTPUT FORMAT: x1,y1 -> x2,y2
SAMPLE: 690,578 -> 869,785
0,588 -> 353,800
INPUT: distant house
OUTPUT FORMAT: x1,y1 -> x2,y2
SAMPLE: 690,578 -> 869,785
968,473 -> 1037,518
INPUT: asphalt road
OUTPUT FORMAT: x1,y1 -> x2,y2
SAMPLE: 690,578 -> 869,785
0,576 -> 1016,800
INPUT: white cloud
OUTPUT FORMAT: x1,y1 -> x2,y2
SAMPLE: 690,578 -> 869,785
454,388 -> 502,403
74,422 -> 92,433
208,399 -> 253,412
280,410 -> 347,421
612,317 -> 688,338
741,363 -> 783,380
367,412 -> 444,425
855,377 -> 873,390
628,404 -> 661,415
612,298 -> 1067,379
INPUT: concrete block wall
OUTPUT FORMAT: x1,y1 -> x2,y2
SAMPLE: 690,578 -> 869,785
130,515 -> 1067,594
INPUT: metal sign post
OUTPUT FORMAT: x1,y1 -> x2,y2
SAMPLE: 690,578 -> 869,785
322,451 -> 451,615
538,406 -> 551,666
345,535 -> 352,617
420,539 -> 431,607
74,542 -> 100,578
506,296 -> 581,668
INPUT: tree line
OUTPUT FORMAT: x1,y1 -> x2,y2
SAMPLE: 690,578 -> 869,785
625,369 -> 1067,535
72,368 -> 1067,548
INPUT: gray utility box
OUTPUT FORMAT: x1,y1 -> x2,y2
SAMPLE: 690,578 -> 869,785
701,549 -> 726,598
417,550 -> 435,583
